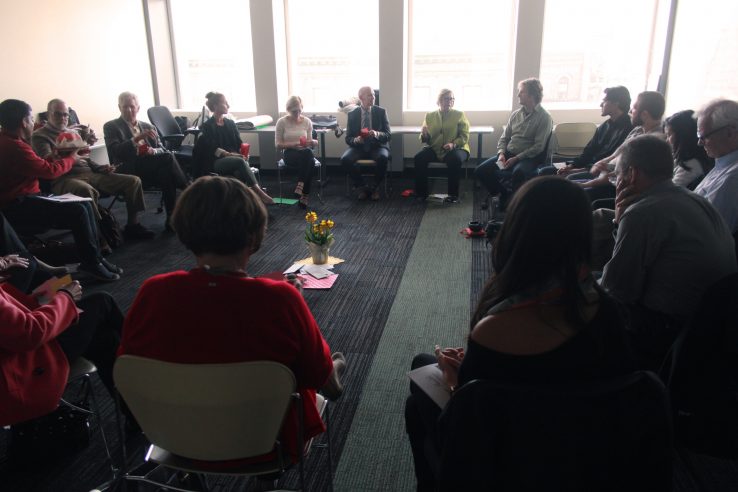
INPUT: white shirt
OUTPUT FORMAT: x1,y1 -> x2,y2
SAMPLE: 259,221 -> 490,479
695,147 -> 738,233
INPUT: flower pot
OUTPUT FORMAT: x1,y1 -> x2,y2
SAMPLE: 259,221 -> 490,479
307,240 -> 332,265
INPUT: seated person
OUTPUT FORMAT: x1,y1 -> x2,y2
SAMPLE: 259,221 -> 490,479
103,91 -> 189,231
539,86 -> 633,176
405,177 -> 635,491
602,136 -> 736,368
0,257 -> 124,426
474,78 -> 552,209
665,110 -> 712,189
694,98 -> 738,235
193,91 -> 273,205
119,176 -> 346,463
0,212 -> 67,293
573,91 -> 666,202
0,99 -> 121,282
340,86 -> 391,201
32,98 -> 154,240
275,95 -> 319,209
413,89 -> 470,203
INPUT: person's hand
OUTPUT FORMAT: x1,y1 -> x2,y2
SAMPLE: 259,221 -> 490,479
311,139 -> 319,148
98,164 -> 115,174
590,159 -> 609,175
443,142 -> 456,151
58,280 -> 82,301
367,130 -> 378,140
85,127 -> 98,145
284,273 -> 303,293
504,155 -> 518,169
614,176 -> 638,224
497,153 -> 507,167
134,129 -> 157,143
557,164 -> 575,175
354,136 -> 364,145
434,345 -> 465,391
0,254 -> 30,272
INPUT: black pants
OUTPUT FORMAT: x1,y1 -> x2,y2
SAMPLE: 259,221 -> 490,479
283,148 -> 317,194
414,147 -> 467,197
340,146 -> 390,189
3,196 -> 101,267
405,353 -> 443,492
118,152 -> 188,216
56,292 -> 123,397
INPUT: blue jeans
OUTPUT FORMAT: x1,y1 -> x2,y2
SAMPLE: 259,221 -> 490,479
474,154 -> 538,199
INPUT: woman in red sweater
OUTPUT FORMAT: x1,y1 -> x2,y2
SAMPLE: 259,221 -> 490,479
119,176 -> 344,462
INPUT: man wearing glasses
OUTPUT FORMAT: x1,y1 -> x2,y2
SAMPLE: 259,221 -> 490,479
694,99 -> 738,234
32,99 -> 154,240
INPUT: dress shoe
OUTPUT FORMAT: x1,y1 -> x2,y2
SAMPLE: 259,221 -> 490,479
100,258 -> 123,275
79,262 -> 120,282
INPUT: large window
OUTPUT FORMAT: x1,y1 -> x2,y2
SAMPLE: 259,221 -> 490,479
169,0 -> 256,110
283,0 -> 379,111
407,0 -> 517,111
539,0 -> 665,109
665,0 -> 738,114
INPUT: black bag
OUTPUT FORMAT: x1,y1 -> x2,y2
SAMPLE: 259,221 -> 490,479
309,114 -> 338,129
98,207 -> 123,248
9,405 -> 91,462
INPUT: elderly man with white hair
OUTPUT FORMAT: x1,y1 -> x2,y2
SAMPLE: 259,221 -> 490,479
103,92 -> 189,231
694,99 -> 738,234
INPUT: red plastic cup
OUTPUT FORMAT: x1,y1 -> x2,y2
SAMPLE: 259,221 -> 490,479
299,135 -> 307,147
137,143 -> 149,156
360,128 -> 370,138
240,143 -> 250,159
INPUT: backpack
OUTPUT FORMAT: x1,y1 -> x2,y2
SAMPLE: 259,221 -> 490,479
98,207 -> 123,249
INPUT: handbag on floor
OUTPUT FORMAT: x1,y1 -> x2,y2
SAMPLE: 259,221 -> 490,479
8,405 -> 91,462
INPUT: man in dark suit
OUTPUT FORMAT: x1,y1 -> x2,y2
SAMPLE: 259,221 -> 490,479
340,86 -> 391,200
103,92 -> 188,230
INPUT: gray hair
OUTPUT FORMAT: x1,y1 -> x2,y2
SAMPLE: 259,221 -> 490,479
618,134 -> 673,181
698,99 -> 738,129
118,91 -> 138,106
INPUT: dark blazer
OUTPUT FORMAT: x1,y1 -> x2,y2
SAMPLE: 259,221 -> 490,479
103,117 -> 163,167
192,118 -> 243,176
344,105 -> 391,150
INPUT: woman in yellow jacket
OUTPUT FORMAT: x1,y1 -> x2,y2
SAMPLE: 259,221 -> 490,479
414,89 -> 470,202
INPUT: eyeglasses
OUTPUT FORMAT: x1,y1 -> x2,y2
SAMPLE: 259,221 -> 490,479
441,97 -> 455,102
697,125 -> 731,142
52,111 -> 70,118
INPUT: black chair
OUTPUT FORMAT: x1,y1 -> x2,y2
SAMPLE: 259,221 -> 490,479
147,106 -> 200,176
437,371 -> 673,491
37,107 -> 80,127
661,272 -> 738,459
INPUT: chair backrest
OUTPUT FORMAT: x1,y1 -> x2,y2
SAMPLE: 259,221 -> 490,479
37,107 -> 81,128
147,106 -> 183,138
438,371 -> 673,491
114,355 -> 297,461
552,122 -> 597,159
663,272 -> 738,457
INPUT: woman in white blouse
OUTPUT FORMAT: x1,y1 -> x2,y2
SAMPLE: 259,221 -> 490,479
275,96 -> 319,209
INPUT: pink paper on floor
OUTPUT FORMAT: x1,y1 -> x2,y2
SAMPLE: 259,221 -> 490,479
303,274 -> 338,289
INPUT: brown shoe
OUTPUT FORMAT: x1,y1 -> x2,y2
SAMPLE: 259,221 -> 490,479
371,189 -> 380,201
357,188 -> 369,200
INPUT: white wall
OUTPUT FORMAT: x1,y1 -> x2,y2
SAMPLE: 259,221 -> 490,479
1,0 -> 156,136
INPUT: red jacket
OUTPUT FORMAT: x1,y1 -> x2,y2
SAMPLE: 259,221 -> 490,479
120,269 -> 334,462
0,283 -> 78,426
0,132 -> 75,207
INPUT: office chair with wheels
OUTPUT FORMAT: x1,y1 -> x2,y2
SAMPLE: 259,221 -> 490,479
147,106 -> 200,176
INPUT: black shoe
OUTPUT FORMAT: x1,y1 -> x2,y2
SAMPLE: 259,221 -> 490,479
164,218 -> 175,233
79,262 -> 120,282
124,223 -> 155,240
100,258 -> 123,275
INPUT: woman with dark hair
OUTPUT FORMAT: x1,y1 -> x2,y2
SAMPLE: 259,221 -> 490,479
193,92 -> 273,204
405,177 -> 634,491
664,110 -> 712,189
119,176 -> 345,463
